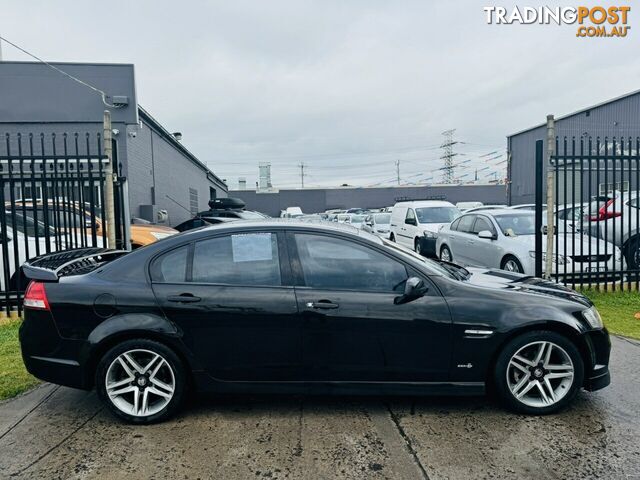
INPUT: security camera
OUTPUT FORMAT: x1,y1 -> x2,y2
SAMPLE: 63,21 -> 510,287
112,128 -> 120,136
128,131 -> 137,138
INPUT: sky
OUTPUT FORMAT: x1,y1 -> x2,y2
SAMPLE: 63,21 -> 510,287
1,1 -> 638,189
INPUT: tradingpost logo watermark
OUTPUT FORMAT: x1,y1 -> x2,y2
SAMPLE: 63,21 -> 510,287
483,5 -> 631,38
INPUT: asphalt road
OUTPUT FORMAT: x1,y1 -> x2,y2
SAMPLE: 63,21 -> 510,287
1,336 -> 638,480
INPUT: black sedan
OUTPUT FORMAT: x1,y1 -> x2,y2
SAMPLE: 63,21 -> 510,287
19,221 -> 610,423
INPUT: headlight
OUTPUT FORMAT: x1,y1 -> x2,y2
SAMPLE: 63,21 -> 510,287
151,231 -> 175,240
423,230 -> 437,238
582,306 -> 603,329
528,251 -> 568,264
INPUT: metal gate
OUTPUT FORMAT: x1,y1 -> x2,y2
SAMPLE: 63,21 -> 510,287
535,136 -> 640,289
0,132 -> 127,315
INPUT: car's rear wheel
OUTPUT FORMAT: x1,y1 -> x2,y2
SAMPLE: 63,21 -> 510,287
494,330 -> 584,414
625,236 -> 639,269
440,245 -> 452,262
501,255 -> 523,273
390,233 -> 395,242
96,339 -> 186,424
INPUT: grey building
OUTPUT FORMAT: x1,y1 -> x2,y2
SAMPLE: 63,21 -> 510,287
507,89 -> 640,205
231,184 -> 506,217
0,61 -> 227,226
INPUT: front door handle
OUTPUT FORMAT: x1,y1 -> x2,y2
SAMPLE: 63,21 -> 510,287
306,301 -> 339,310
167,294 -> 201,303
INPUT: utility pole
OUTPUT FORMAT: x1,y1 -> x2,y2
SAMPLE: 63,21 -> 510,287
299,163 -> 305,188
440,129 -> 457,184
395,159 -> 400,185
102,110 -> 117,249
545,115 -> 555,279
0,34 -> 3,61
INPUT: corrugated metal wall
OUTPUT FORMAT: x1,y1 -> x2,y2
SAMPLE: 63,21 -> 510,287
508,92 -> 640,205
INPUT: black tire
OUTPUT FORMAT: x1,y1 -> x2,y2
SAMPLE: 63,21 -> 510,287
96,338 -> 187,424
625,236 -> 640,270
414,238 -> 423,256
501,255 -> 524,273
493,330 -> 584,415
440,245 -> 452,262
389,233 -> 396,242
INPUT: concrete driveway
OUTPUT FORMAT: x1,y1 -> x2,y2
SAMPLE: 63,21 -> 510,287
1,336 -> 639,480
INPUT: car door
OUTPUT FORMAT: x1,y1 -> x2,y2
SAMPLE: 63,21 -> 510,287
288,231 -> 452,382
400,208 -> 417,248
449,214 -> 476,265
466,215 -> 499,268
151,231 -> 302,382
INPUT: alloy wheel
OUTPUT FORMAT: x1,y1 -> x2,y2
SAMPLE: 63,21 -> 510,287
504,259 -> 521,272
440,247 -> 451,262
506,341 -> 574,408
105,349 -> 175,417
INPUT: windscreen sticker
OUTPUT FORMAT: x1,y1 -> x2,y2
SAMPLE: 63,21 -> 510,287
231,233 -> 273,262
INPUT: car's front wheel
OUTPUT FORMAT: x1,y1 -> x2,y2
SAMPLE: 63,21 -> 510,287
96,339 -> 187,424
501,255 -> 523,273
494,331 -> 584,414
414,238 -> 423,256
440,245 -> 452,262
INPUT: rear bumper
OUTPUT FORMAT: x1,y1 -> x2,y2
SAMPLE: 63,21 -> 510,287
19,309 -> 90,390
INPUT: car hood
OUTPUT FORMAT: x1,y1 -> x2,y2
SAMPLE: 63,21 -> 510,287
463,266 -> 591,307
422,222 -> 449,233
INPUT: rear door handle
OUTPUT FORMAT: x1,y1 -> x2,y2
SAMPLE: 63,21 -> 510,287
167,294 -> 201,303
306,301 -> 339,310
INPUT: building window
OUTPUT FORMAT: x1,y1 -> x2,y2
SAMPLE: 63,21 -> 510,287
209,187 -> 216,201
189,188 -> 198,215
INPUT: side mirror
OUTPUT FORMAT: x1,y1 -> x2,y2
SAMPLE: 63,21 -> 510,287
405,218 -> 417,226
394,277 -> 428,305
478,230 -> 495,240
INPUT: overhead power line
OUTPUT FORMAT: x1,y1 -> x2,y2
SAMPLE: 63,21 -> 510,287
0,34 -> 124,108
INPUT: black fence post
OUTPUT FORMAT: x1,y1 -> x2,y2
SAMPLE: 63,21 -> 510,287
535,140 -> 544,278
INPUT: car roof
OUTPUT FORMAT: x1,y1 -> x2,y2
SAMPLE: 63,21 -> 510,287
393,200 -> 454,208
170,218 -> 384,243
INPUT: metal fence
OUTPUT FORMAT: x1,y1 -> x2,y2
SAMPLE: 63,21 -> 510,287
534,136 -> 640,290
0,132 -> 127,315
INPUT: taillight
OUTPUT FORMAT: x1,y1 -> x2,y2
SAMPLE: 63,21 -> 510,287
24,281 -> 50,310
589,199 -> 621,221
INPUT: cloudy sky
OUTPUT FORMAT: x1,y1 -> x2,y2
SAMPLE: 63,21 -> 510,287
2,1 -> 638,189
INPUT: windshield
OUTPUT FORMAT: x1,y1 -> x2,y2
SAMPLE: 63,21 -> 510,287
415,207 -> 460,224
494,214 -> 535,236
350,215 -> 365,223
10,212 -> 57,237
373,213 -> 391,224
381,238 -> 458,279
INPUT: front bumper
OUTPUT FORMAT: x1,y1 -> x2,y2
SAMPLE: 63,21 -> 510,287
418,237 -> 438,257
582,328 -> 611,392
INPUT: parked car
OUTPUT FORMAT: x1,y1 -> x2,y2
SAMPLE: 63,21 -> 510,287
436,209 -> 624,280
20,220 -> 610,423
197,198 -> 269,221
345,214 -> 367,229
0,212 -> 59,290
456,201 -> 483,211
510,204 -> 547,211
346,208 -> 369,214
464,205 -> 508,213
336,214 -> 351,223
13,199 -> 177,249
173,216 -> 237,232
280,206 -> 303,218
390,201 -> 460,256
362,213 -> 392,239
585,191 -> 639,269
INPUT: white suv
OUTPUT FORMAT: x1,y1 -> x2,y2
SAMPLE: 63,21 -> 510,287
390,200 -> 460,256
